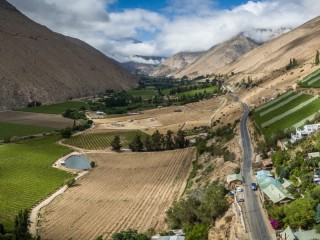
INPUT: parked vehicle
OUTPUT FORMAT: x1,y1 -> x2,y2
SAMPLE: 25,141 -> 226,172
251,182 -> 258,191
235,186 -> 243,192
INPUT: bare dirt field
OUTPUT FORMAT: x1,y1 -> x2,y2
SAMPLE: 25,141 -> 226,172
39,148 -> 195,240
93,97 -> 226,133
0,111 -> 73,128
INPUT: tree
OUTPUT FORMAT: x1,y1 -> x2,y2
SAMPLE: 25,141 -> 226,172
14,209 -> 31,240
186,224 -> 209,240
175,130 -> 188,149
111,229 -> 148,240
164,130 -> 175,150
129,134 -> 144,152
61,127 -> 72,138
283,197 -> 316,229
151,130 -> 163,151
111,135 -> 122,152
315,204 -> 320,224
316,50 -> 320,65
143,135 -> 152,151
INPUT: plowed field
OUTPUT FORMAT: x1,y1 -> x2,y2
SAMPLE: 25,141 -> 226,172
39,148 -> 195,240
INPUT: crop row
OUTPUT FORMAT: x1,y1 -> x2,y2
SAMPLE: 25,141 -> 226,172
255,91 -> 293,112
299,68 -> 320,87
63,130 -> 145,150
253,93 -> 312,125
39,149 -> 194,240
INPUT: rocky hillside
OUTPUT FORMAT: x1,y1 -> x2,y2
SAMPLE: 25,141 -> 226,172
174,34 -> 259,78
121,61 -> 158,75
151,51 -> 204,77
0,0 -> 138,110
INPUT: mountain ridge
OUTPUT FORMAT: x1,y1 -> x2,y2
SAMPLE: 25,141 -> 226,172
0,0 -> 138,110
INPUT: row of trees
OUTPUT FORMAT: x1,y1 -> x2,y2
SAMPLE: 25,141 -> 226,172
111,130 -> 189,152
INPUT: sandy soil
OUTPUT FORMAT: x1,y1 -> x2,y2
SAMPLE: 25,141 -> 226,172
93,97 -> 226,133
39,148 -> 195,240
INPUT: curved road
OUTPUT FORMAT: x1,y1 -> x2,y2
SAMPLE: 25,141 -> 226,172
240,102 -> 272,240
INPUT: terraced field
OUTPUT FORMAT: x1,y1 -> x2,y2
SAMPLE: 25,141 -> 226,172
39,148 -> 195,240
299,67 -> 320,88
253,91 -> 320,139
0,136 -> 73,229
63,130 -> 147,150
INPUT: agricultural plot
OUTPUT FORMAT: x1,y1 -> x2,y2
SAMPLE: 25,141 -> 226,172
127,89 -> 157,100
39,148 -> 195,240
0,111 -> 73,129
299,67 -> 320,88
18,101 -> 89,114
253,91 -> 320,139
0,122 -> 54,140
63,130 -> 147,150
0,136 -> 73,229
176,85 -> 219,97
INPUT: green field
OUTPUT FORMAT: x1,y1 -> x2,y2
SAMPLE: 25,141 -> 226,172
253,92 -> 320,139
176,85 -> 219,97
299,67 -> 320,88
0,136 -> 73,229
0,122 -> 54,140
253,94 -> 312,125
18,101 -> 89,114
63,130 -> 147,150
127,89 -> 157,100
263,98 -> 320,139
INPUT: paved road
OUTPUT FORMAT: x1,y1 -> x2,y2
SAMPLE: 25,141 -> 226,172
240,102 -> 272,240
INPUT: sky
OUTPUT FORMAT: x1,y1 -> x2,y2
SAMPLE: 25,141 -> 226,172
7,0 -> 320,64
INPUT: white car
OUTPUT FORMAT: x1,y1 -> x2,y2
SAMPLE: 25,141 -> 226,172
235,186 -> 243,192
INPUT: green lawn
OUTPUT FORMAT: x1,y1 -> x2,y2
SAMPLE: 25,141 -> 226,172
253,94 -> 312,125
0,122 -> 55,140
63,130 -> 147,150
0,136 -> 74,229
18,101 -> 89,114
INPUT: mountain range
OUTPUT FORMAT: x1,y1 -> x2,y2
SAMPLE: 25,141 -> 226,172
0,0 -> 138,110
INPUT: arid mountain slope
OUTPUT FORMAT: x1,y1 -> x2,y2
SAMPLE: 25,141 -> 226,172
175,34 -> 258,78
151,51 -> 204,77
0,1 -> 138,110
223,16 -> 320,76
121,61 -> 158,75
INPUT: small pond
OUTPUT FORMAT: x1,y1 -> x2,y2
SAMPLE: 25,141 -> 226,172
64,155 -> 91,170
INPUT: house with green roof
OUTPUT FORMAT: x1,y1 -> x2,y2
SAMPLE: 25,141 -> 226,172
256,170 -> 294,204
280,226 -> 320,240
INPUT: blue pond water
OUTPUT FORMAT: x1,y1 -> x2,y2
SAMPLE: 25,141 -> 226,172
64,155 -> 91,170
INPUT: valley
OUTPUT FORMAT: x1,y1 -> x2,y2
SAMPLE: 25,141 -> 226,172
1,1 -> 320,240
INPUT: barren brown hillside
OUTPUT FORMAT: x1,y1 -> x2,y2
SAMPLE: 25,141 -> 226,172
223,17 -> 320,76
151,51 -> 203,77
175,34 -> 258,78
0,0 -> 138,110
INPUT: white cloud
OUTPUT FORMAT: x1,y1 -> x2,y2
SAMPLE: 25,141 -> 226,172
7,0 -> 320,63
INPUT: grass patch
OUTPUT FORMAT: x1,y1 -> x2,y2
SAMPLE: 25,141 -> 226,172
18,101 -> 89,114
63,130 -> 148,150
0,122 -> 54,140
253,94 -> 312,124
0,135 -> 74,229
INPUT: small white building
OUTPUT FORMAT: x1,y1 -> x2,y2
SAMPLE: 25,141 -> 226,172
290,124 -> 320,143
